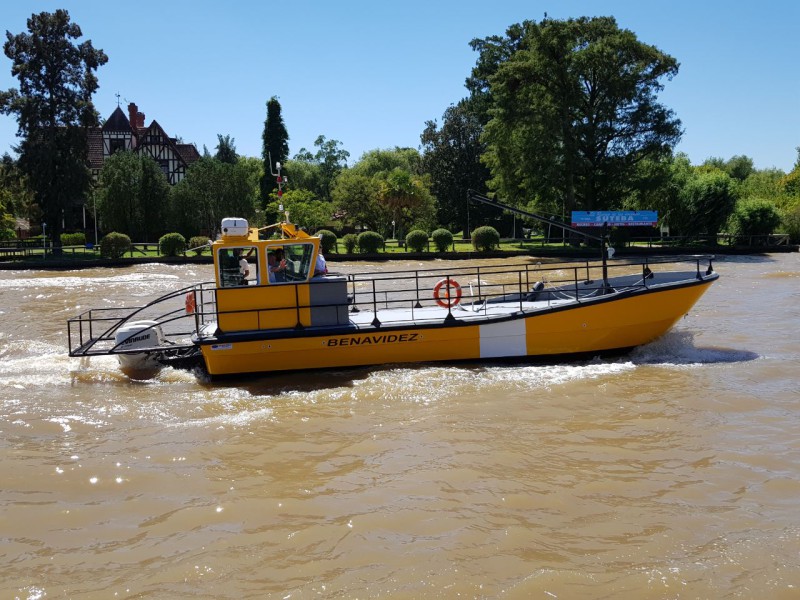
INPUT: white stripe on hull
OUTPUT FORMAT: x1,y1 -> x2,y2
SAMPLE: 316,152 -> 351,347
479,319 -> 526,358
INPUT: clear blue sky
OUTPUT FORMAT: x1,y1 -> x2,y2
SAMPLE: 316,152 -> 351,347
1,0 -> 798,171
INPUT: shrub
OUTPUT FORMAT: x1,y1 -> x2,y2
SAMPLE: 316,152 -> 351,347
471,225 -> 500,251
159,232 -> 186,257
60,232 -> 86,246
727,199 -> 782,242
316,229 -> 338,254
405,229 -> 429,252
431,228 -> 454,253
357,230 -> 384,253
188,235 -> 211,256
99,232 -> 131,259
342,233 -> 358,253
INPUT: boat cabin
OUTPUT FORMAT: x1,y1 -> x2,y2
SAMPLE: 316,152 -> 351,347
210,218 -> 348,333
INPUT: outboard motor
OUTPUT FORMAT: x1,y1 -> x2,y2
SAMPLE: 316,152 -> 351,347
114,320 -> 166,379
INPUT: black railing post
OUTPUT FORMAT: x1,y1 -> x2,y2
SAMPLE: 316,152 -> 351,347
444,275 -> 456,323
371,280 -> 381,327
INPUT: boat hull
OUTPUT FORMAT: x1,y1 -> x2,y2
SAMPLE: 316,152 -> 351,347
198,278 -> 713,376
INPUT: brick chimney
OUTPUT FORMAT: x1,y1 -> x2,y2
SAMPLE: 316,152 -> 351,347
127,102 -> 145,128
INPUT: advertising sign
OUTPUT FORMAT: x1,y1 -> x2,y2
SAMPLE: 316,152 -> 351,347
571,211 -> 658,227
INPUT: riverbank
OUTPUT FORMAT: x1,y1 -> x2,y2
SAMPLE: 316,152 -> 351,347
0,242 -> 796,270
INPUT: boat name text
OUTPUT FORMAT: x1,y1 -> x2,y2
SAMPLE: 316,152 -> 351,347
327,333 -> 419,347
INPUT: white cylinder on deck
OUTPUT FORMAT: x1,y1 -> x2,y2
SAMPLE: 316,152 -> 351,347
221,218 -> 249,237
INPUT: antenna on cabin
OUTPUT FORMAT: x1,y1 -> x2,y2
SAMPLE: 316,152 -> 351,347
269,153 -> 290,222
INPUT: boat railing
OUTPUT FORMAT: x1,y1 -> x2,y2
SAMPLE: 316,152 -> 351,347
187,255 -> 715,334
67,283 -> 212,357
69,256 -> 715,354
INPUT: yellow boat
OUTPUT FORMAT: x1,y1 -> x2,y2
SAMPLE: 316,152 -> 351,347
67,217 -> 718,380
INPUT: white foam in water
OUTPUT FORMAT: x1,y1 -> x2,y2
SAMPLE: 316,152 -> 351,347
354,360 -> 637,404
629,330 -> 759,366
0,271 -> 183,291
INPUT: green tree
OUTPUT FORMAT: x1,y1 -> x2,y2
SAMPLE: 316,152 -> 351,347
475,16 -> 681,213
214,134 -> 238,164
1,10 -> 107,253
739,168 -> 786,201
96,151 -> 171,241
331,169 -> 387,231
679,170 -> 737,239
782,205 -> 800,243
378,168 -> 436,236
331,148 -> 433,235
265,188 -> 332,231
293,135 -> 350,202
727,198 -> 781,242
724,155 -> 755,181
282,159 -> 319,195
353,147 -> 421,177
0,153 -> 37,225
260,96 -> 289,205
172,158 -> 257,237
780,148 -> 800,198
237,156 -> 264,195
421,98 -> 493,237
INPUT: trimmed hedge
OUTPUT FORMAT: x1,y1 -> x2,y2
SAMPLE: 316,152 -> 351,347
405,229 -> 429,252
61,232 -> 86,247
100,232 -> 131,259
159,232 -> 186,257
357,231 -> 384,254
342,233 -> 358,253
316,229 -> 338,254
471,225 -> 500,251
431,228 -> 454,253
188,235 -> 211,256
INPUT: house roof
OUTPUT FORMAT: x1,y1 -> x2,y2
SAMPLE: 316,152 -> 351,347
88,105 -> 200,174
176,143 -> 201,164
102,107 -> 131,132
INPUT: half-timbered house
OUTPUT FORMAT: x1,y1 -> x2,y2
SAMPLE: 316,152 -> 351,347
88,102 -> 200,185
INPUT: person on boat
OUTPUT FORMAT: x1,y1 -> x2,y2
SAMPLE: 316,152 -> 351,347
236,248 -> 250,284
314,251 -> 328,277
268,249 -> 287,283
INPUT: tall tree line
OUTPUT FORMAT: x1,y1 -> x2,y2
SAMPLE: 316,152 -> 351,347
1,11 -> 798,246
0,9 -> 107,252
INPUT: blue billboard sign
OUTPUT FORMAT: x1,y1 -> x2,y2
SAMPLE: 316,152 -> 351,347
571,211 -> 658,227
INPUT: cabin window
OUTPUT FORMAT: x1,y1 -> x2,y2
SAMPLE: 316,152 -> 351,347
267,243 -> 314,284
218,246 -> 258,287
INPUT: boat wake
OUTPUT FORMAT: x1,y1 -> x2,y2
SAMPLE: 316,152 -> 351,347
628,330 -> 760,366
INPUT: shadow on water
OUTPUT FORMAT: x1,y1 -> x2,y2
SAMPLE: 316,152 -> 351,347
202,365 -> 375,397
627,330 -> 760,365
